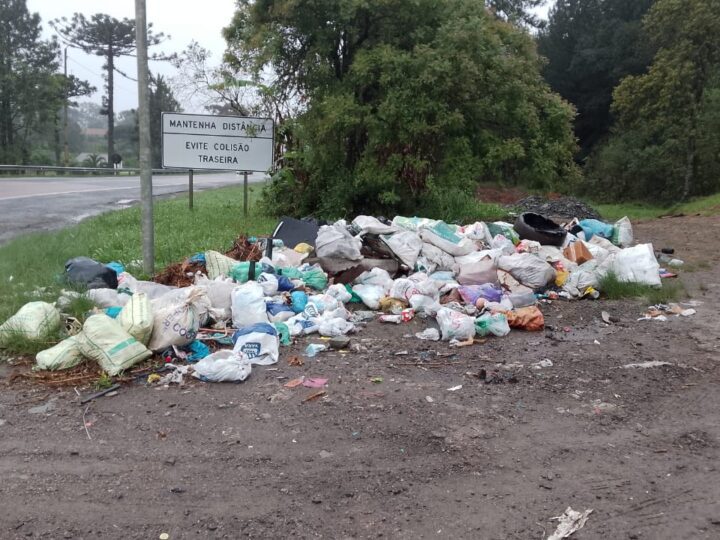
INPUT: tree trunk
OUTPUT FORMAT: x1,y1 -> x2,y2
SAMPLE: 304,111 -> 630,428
107,47 -> 114,163
682,121 -> 696,202
53,112 -> 61,165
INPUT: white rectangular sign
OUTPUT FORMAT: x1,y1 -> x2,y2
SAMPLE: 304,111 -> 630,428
162,112 -> 274,172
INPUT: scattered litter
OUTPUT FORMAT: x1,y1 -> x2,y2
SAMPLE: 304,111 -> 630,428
548,507 -> 593,540
80,384 -> 122,404
288,356 -> 304,366
302,377 -> 328,388
371,376 -> 384,384
533,359 -> 553,369
425,396 -> 435,403
304,343 -> 329,357
303,390 -> 327,402
415,328 -> 440,341
622,361 -> 672,369
447,385 -> 462,391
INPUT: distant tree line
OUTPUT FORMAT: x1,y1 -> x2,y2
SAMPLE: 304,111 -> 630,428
540,0 -> 720,202
0,0 -> 181,169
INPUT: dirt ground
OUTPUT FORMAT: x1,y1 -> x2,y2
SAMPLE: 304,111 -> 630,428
1,215 -> 719,539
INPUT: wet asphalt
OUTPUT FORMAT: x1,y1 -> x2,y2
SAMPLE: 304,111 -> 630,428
0,172 -> 267,245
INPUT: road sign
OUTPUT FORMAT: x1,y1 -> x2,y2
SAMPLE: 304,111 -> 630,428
161,112 -> 274,172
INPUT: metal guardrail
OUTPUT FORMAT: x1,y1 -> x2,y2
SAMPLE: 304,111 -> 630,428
0,164 -> 227,175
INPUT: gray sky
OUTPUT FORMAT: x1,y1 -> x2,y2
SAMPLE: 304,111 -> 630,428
29,0 -> 237,112
28,0 -> 552,114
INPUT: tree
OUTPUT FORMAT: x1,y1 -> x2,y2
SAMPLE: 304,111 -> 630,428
149,74 -> 181,167
225,0 -> 579,219
538,0 -> 655,156
0,0 -> 61,163
51,14 -> 169,162
591,0 -> 720,202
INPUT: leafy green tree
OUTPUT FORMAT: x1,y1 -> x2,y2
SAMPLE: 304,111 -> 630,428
591,0 -> 720,202
149,74 -> 182,167
0,0 -> 61,163
51,14 -> 169,162
225,0 -> 579,218
538,0 -> 655,156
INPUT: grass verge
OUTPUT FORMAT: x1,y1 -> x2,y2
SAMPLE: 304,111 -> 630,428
595,192 -> 720,221
0,184 -> 274,326
599,272 -> 685,304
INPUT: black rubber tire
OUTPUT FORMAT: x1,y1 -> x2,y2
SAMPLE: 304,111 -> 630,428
514,213 -> 567,247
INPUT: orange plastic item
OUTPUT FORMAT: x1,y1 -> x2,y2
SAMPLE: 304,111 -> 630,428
502,306 -> 545,331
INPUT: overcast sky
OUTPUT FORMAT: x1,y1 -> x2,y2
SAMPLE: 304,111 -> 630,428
28,0 -> 237,112
28,0 -> 552,114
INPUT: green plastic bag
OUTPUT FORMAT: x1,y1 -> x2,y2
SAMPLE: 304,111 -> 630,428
302,267 -> 328,291
277,267 -> 302,280
345,284 -> 362,303
474,313 -> 511,337
273,322 -> 291,346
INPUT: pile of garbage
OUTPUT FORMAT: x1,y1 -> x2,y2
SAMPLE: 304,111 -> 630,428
511,195 -> 602,221
0,211 -> 676,384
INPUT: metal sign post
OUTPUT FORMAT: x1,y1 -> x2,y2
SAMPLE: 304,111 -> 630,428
135,0 -> 154,275
188,169 -> 194,210
243,172 -> 249,217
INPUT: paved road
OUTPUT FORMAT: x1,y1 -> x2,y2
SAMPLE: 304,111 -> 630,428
0,172 -> 267,245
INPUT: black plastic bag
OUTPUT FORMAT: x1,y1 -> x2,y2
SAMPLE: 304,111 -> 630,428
65,257 -> 118,290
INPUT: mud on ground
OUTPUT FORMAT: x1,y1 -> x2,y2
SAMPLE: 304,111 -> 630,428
1,216 -> 719,539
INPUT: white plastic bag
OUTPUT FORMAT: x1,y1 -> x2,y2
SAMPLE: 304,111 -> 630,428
315,224 -> 363,260
352,284 -> 385,310
194,273 -> 236,310
491,234 -> 516,256
454,256 -> 498,286
118,292 -> 154,345
326,283 -> 352,303
192,350 -> 251,382
498,253 -> 556,289
135,280 -> 176,300
417,243 -> 456,273
563,260 -> 602,297
352,215 -> 399,236
258,273 -> 279,296
77,314 -> 152,375
614,216 -> 634,247
318,317 -> 355,337
0,302 -> 61,342
232,323 -> 279,365
354,268 -> 393,292
381,231 -> 423,268
231,282 -> 269,329
461,222 -> 493,245
611,243 -> 661,287
87,288 -> 127,308
436,307 -> 475,341
148,289 -> 206,351
35,336 -> 83,371
392,216 -> 439,232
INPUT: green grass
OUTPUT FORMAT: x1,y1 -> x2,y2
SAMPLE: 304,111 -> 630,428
595,192 -> 720,221
599,271 -> 685,304
0,185 -> 275,326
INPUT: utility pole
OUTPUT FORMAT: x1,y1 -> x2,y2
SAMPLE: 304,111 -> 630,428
135,0 -> 154,275
63,47 -> 69,166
